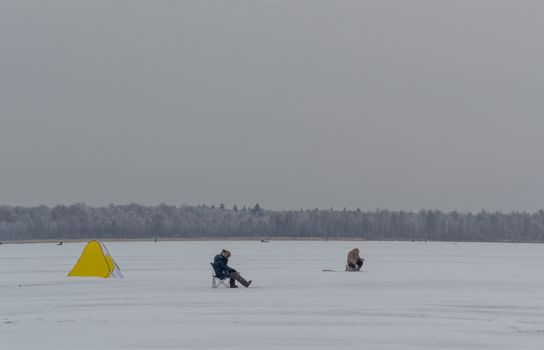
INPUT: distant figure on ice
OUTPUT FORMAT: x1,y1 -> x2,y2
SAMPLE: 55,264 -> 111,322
213,249 -> 252,288
346,248 -> 364,271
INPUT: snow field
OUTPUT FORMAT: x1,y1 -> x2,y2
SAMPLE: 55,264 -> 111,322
1,240 -> 544,349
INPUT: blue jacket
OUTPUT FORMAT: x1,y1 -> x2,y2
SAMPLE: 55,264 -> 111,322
213,254 -> 236,279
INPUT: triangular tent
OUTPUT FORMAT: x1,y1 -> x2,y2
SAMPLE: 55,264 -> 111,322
68,240 -> 123,278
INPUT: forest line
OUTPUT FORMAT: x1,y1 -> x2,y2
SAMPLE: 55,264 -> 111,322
1,203 -> 543,242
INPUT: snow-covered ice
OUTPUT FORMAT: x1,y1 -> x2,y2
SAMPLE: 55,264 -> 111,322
1,240 -> 543,349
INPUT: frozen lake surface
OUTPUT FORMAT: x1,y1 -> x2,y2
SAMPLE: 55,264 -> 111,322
1,240 -> 543,349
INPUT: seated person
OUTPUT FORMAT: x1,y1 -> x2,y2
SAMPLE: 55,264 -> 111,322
213,249 -> 252,288
346,248 -> 364,271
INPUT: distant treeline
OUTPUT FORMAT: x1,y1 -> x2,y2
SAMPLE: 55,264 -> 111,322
1,203 -> 544,242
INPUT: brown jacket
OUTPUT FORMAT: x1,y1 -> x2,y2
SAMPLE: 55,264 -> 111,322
347,248 -> 362,265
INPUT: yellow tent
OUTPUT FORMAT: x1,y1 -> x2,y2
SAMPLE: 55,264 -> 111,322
68,240 -> 124,278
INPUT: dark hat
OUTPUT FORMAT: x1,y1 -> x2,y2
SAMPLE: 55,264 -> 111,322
221,249 -> 231,257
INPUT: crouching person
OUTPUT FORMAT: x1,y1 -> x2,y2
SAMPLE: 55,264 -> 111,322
213,249 -> 252,288
346,248 -> 364,271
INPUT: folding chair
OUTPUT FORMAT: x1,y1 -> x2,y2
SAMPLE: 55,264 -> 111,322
210,262 -> 230,288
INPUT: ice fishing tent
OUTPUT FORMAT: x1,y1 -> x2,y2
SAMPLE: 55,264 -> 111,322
68,240 -> 123,278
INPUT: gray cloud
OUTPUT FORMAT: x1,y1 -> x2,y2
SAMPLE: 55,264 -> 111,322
1,1 -> 543,211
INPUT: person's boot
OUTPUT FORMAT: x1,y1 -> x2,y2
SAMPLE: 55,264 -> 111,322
235,274 -> 252,288
229,278 -> 238,288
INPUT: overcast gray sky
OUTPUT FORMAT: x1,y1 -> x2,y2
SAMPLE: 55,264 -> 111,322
1,1 -> 543,211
